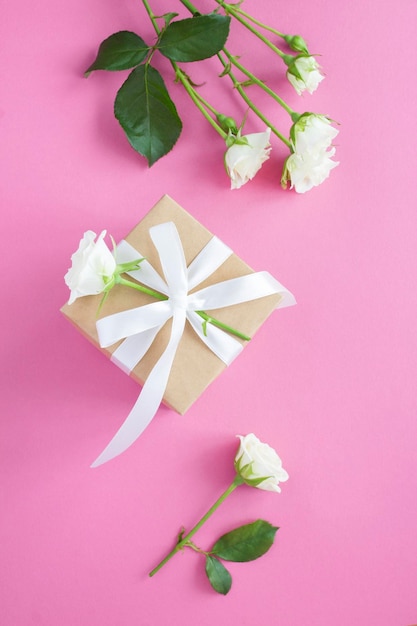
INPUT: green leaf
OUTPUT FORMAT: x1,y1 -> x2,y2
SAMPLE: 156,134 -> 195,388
158,14 -> 231,62
114,64 -> 182,166
85,31 -> 150,76
205,555 -> 232,595
211,520 -> 278,562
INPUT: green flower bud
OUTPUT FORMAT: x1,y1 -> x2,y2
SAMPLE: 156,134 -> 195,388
217,114 -> 238,134
284,34 -> 309,55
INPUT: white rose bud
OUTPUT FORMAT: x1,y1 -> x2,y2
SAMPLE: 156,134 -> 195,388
234,433 -> 289,492
225,129 -> 271,190
65,230 -> 117,304
287,56 -> 324,95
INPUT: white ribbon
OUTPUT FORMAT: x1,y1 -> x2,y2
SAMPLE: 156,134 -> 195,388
91,222 -> 295,467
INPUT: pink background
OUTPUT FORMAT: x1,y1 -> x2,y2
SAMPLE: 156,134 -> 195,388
1,0 -> 416,624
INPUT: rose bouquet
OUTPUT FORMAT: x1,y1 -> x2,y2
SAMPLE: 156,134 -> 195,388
85,0 -> 339,193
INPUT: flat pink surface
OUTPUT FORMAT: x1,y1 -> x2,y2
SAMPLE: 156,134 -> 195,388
1,1 -> 416,624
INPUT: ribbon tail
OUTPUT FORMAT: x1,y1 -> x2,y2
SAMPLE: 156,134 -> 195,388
188,272 -> 296,311
91,312 -> 186,467
111,326 -> 162,375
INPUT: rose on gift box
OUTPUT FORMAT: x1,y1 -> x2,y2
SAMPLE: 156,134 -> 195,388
61,196 -> 295,466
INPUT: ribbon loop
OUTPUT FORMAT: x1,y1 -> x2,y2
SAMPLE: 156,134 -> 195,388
187,236 -> 233,290
187,272 -> 291,311
150,223 -> 188,298
116,240 -> 169,295
96,300 -> 172,347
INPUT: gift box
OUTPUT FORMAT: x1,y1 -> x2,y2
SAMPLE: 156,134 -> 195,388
61,195 -> 295,465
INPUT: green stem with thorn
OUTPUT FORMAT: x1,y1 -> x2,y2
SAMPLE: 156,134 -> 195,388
149,475 -> 244,576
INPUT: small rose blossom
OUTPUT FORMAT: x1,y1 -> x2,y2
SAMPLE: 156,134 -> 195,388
282,113 -> 339,193
234,433 -> 289,492
225,129 -> 271,190
65,230 -> 116,304
284,147 -> 339,194
291,114 -> 339,155
287,55 -> 324,95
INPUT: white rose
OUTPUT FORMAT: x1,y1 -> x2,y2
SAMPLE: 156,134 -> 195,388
225,129 -> 271,190
234,433 -> 289,492
65,230 -> 116,304
287,56 -> 324,95
292,114 -> 339,155
282,113 -> 339,193
285,147 -> 339,194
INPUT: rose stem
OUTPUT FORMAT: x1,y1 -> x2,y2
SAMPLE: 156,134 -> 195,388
149,475 -> 244,576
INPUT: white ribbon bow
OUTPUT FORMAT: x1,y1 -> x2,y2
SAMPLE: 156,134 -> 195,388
92,222 -> 295,467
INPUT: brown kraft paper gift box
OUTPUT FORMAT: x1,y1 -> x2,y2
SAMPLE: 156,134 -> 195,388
61,195 -> 285,414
